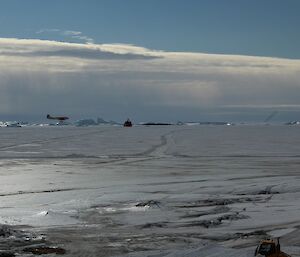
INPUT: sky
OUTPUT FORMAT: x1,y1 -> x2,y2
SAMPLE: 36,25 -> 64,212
0,0 -> 300,122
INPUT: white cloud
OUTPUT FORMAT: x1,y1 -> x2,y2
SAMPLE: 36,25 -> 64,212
36,28 -> 60,34
0,38 -> 300,121
63,30 -> 82,36
61,30 -> 94,44
36,29 -> 94,44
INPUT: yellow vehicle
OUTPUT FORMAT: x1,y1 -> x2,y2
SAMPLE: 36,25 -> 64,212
255,238 -> 291,257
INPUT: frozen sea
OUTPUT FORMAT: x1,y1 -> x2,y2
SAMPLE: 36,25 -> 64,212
0,125 -> 299,256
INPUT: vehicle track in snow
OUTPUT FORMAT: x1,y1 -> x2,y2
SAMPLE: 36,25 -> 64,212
0,128 -> 112,152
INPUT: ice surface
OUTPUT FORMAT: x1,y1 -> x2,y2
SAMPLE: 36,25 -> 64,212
0,125 -> 299,256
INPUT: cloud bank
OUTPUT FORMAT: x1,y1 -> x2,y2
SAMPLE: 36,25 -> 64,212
0,38 -> 300,121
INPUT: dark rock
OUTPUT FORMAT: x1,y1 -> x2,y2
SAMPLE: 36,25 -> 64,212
177,197 -> 257,208
0,226 -> 13,237
181,206 -> 230,219
140,222 -> 167,229
184,213 -> 249,228
141,122 -> 172,126
0,252 -> 15,257
135,200 -> 160,208
23,246 -> 66,255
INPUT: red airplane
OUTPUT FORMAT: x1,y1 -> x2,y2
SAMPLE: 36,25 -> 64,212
47,114 -> 69,121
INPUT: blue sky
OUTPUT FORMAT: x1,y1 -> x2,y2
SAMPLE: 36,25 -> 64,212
0,0 -> 300,122
1,0 -> 300,59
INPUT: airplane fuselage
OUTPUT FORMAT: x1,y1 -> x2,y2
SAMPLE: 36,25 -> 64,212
47,114 -> 69,121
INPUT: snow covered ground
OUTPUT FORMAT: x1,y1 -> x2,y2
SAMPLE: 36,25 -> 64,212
0,125 -> 299,256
